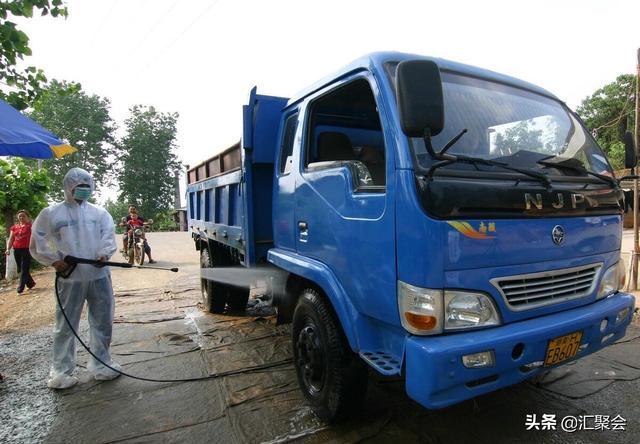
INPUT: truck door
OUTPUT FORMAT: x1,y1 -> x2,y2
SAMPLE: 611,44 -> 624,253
242,88 -> 288,265
294,75 -> 398,325
272,111 -> 299,252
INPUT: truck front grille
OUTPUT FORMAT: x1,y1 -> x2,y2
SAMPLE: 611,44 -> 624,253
491,263 -> 601,310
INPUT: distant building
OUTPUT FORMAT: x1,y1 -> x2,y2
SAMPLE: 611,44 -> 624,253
173,168 -> 188,231
173,208 -> 188,231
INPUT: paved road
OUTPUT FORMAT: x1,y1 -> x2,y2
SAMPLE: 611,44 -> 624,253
1,232 -> 639,443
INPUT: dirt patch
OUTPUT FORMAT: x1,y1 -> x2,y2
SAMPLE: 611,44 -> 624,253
0,232 -> 196,334
0,270 -> 57,333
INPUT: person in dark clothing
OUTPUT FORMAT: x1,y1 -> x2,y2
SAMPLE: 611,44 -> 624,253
5,210 -> 36,293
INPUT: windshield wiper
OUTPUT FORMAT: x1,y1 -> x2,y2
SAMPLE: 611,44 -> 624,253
420,128 -> 553,189
537,159 -> 617,188
427,155 -> 553,188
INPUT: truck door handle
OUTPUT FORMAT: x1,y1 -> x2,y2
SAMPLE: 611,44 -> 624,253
298,221 -> 308,230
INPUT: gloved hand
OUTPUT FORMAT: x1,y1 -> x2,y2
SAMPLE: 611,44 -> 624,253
52,260 -> 70,273
94,256 -> 107,268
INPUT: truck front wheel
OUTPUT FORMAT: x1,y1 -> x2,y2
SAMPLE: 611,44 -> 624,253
292,288 -> 368,423
200,248 -> 226,313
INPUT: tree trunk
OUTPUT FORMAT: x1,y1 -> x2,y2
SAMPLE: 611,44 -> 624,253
4,209 -> 14,235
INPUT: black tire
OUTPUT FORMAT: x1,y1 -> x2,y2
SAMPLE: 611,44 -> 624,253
135,242 -> 145,266
292,288 -> 368,423
227,286 -> 249,310
127,235 -> 135,264
200,248 -> 226,313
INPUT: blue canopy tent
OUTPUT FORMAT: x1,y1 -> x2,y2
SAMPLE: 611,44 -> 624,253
0,98 -> 76,159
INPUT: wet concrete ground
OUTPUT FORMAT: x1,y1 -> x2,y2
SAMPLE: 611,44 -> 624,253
1,232 -> 640,443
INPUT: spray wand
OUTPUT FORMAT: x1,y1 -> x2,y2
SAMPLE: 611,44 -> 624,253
58,255 -> 178,278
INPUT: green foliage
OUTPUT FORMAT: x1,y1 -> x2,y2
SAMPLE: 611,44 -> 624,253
0,1 -> 68,110
607,141 -> 625,171
104,198 -> 129,234
118,105 -> 181,221
153,210 -> 179,232
29,80 -> 119,201
576,74 -> 636,170
0,157 -> 50,234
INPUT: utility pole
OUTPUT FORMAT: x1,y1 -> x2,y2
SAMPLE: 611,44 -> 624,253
631,48 -> 640,290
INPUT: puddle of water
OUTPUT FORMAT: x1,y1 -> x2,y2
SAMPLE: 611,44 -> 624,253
260,407 -> 326,444
183,307 -> 208,349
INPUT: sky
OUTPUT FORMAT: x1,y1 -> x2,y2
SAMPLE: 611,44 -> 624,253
13,0 -> 640,199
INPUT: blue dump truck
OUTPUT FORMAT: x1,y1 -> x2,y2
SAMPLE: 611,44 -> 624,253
187,52 -> 637,422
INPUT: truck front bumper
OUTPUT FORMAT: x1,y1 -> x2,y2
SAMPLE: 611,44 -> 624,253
404,292 -> 635,409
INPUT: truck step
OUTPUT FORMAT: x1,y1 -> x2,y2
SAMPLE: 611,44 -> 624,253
359,351 -> 401,375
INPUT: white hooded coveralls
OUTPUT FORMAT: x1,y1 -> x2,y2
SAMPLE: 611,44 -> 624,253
30,168 -> 119,381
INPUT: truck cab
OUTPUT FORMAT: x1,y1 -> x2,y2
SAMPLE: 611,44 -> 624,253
189,52 -> 636,422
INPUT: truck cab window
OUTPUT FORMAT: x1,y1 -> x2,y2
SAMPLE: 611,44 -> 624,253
279,113 -> 298,174
305,78 -> 386,188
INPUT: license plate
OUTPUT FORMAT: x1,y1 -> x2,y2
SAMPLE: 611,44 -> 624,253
544,331 -> 583,367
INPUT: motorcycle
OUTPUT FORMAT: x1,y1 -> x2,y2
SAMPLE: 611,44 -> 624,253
120,217 -> 153,266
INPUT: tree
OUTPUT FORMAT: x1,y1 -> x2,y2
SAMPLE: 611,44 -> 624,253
0,158 -> 49,234
0,0 -> 68,110
29,80 -> 119,200
118,106 -> 181,221
576,74 -> 636,169
494,121 -> 544,156
104,198 -> 129,232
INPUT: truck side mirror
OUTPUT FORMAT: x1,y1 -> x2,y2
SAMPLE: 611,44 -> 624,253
396,60 -> 444,137
625,131 -> 637,169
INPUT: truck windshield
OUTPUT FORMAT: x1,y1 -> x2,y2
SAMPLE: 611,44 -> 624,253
409,72 -> 613,179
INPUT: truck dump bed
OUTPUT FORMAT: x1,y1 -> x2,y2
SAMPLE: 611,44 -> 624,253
186,89 -> 288,266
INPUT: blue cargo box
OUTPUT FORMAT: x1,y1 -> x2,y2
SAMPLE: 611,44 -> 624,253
187,88 -> 288,266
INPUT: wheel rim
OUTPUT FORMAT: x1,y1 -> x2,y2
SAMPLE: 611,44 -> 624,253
296,321 -> 325,395
200,251 -> 210,301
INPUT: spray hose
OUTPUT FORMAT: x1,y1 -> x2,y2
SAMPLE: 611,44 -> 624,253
54,256 -> 291,383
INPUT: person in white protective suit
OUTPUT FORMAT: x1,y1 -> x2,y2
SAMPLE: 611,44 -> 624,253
30,168 -> 121,389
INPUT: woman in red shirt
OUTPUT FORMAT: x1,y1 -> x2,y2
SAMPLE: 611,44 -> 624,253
5,210 -> 36,293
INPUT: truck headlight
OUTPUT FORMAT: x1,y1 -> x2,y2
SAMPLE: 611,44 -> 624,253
398,281 -> 443,335
444,291 -> 500,330
597,262 -> 625,299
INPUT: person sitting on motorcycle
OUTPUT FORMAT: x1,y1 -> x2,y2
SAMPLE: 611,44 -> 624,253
121,206 -> 156,263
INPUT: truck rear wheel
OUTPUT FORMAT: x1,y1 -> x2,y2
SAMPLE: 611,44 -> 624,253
200,248 -> 227,313
292,288 -> 368,423
227,286 -> 249,310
